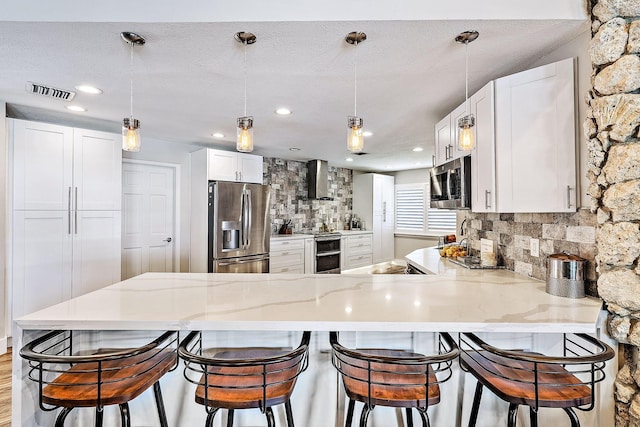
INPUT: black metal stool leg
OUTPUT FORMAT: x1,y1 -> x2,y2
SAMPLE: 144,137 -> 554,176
119,403 -> 131,427
359,404 -> 371,427
564,408 -> 581,427
265,407 -> 275,427
55,407 -> 73,427
468,382 -> 483,427
205,408 -> 219,427
227,409 -> 234,427
529,407 -> 538,427
153,381 -> 169,427
95,407 -> 104,427
418,409 -> 430,427
345,399 -> 355,427
406,408 -> 414,427
285,400 -> 295,427
507,403 -> 519,427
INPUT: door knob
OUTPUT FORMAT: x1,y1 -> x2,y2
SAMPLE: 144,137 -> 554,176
163,237 -> 172,243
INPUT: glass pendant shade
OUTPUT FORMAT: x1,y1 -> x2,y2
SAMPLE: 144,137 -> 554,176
458,114 -> 475,151
122,118 -> 141,152
236,116 -> 254,153
347,116 -> 364,153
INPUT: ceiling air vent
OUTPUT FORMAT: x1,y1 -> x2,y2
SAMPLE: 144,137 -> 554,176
25,82 -> 76,101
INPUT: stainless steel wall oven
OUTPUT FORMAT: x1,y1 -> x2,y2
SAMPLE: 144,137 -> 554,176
314,233 -> 341,274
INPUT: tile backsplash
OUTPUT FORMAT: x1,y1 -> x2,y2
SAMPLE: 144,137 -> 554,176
462,209 -> 598,296
263,158 -> 352,233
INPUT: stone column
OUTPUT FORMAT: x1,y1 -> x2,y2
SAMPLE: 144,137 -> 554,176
588,2 -> 640,425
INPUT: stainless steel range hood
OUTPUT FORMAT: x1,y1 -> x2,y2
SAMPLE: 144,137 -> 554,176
307,160 -> 333,200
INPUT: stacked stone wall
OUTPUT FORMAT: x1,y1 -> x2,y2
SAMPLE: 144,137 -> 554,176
590,2 -> 640,425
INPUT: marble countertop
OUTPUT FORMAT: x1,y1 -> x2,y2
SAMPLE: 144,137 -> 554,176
338,230 -> 372,235
405,247 -> 467,274
270,234 -> 314,240
17,265 -> 603,333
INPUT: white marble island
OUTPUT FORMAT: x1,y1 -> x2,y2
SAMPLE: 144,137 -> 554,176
14,262 -> 611,427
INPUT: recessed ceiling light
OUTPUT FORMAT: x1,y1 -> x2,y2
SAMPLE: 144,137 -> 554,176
289,147 -> 300,151
212,133 -> 225,139
362,131 -> 373,137
65,105 -> 86,112
412,147 -> 424,152
275,107 -> 292,115
346,157 -> 354,162
75,85 -> 102,95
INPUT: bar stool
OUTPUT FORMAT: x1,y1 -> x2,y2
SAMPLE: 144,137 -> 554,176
179,330 -> 311,427
330,332 -> 459,427
459,332 -> 614,427
20,330 -> 178,426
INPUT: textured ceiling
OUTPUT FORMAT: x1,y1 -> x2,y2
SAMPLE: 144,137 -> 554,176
0,19 -> 588,171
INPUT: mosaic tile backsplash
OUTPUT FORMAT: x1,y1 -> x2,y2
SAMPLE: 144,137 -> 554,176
462,209 -> 598,296
263,158 -> 353,233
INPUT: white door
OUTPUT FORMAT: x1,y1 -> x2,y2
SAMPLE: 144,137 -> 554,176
122,162 -> 176,280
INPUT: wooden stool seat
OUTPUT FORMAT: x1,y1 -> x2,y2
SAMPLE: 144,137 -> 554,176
43,348 -> 176,407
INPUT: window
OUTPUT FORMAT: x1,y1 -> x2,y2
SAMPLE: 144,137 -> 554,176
395,183 -> 457,235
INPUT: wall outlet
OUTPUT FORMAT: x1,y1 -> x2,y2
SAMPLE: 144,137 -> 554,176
530,238 -> 540,257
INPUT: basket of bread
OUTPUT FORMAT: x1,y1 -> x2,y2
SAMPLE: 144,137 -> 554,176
439,245 -> 467,258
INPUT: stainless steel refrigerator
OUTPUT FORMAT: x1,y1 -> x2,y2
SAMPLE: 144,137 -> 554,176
208,181 -> 270,273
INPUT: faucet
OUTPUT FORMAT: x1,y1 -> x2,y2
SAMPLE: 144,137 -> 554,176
458,238 -> 469,251
460,218 -> 468,236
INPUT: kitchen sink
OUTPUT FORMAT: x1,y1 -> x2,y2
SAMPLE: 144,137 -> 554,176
448,256 -> 503,270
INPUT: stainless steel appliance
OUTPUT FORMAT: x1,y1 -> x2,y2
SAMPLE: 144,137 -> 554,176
430,156 -> 471,209
208,181 -> 270,273
314,232 -> 341,274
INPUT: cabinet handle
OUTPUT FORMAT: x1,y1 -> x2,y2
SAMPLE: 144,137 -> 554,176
240,171 -> 242,181
444,145 -> 449,160
383,201 -> 386,222
282,252 -> 289,256
567,185 -> 573,209
432,154 -> 435,166
68,187 -> 72,235
74,187 -> 78,234
485,190 -> 491,209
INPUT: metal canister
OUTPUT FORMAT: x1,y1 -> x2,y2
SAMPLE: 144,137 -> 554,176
546,253 -> 586,298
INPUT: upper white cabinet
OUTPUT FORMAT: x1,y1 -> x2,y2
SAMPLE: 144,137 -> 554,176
9,119 -> 122,321
470,81 -> 496,212
207,148 -> 263,184
494,58 -> 576,212
12,120 -> 122,211
434,102 -> 472,167
353,174 -> 394,263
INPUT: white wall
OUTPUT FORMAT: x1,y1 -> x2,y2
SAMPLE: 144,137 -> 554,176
530,27 -> 590,207
0,103 -> 7,352
123,139 -> 201,272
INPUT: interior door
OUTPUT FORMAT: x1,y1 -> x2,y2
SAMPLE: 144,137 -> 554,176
122,162 -> 176,280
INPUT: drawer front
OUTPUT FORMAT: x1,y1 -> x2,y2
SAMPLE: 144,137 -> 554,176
270,265 -> 304,274
270,249 -> 305,270
347,235 -> 373,255
347,254 -> 373,269
271,239 -> 305,252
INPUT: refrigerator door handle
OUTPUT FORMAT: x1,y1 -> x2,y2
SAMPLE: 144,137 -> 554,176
240,190 -> 246,250
217,255 -> 269,266
245,189 -> 252,249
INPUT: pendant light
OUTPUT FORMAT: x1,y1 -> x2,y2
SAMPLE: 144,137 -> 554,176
235,32 -> 257,153
455,30 -> 479,151
345,32 -> 367,154
120,32 -> 145,152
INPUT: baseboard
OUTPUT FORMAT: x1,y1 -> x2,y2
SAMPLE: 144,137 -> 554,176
0,336 -> 7,354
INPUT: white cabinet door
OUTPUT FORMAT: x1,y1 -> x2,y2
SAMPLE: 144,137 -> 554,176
434,115 -> 451,166
74,129 -> 122,210
470,82 -> 496,212
495,58 -> 576,212
207,149 -> 238,181
12,120 -> 73,211
238,153 -> 264,184
304,238 -> 314,273
380,176 -> 395,262
72,211 -> 122,297
12,211 -> 72,319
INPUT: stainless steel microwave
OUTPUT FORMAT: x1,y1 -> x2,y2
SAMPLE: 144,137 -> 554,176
430,156 -> 471,209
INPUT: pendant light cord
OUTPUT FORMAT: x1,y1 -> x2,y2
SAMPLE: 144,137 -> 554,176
129,42 -> 134,119
243,41 -> 247,117
354,40 -> 358,117
464,40 -> 469,106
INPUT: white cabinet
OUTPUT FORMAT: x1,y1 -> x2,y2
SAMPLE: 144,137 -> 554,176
304,238 -> 314,274
434,103 -> 471,167
10,119 -> 122,321
470,81 -> 496,212
207,148 -> 263,184
342,233 -> 373,270
494,58 -> 576,212
353,174 -> 395,263
270,238 -> 305,274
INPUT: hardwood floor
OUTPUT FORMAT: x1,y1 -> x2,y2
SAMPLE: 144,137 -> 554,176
0,351 -> 11,427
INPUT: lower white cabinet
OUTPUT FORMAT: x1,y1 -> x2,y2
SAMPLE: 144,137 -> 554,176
12,210 -> 121,320
270,238 -> 305,274
342,233 -> 373,270
304,238 -> 314,273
